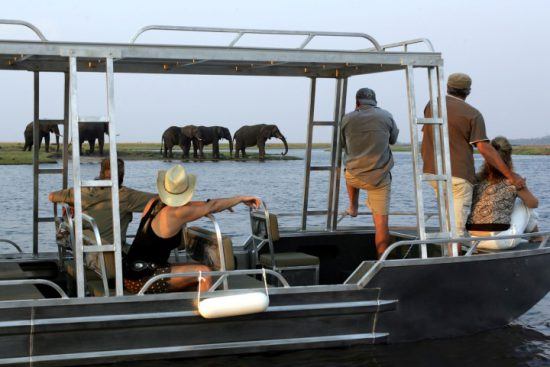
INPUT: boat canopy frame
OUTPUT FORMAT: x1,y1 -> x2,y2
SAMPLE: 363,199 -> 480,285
0,20 -> 456,298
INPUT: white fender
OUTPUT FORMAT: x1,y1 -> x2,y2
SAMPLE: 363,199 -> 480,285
474,200 -> 538,250
198,292 -> 269,319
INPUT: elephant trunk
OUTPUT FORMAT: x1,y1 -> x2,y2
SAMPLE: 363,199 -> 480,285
279,135 -> 288,156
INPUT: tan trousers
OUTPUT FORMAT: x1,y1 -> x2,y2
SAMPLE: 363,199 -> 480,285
430,177 -> 473,236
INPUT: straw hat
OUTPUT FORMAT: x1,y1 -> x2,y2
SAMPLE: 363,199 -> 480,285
156,165 -> 196,207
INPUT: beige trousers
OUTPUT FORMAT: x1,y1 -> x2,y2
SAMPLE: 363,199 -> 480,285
430,177 -> 473,236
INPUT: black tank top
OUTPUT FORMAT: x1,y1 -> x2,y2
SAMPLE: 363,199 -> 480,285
125,199 -> 182,267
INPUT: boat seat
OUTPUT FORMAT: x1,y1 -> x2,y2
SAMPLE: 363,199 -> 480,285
0,262 -> 29,280
250,208 -> 320,285
259,252 -> 320,267
0,284 -> 44,301
227,275 -> 270,289
185,226 -> 235,270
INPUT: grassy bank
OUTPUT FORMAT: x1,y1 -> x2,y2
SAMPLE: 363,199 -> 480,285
1,142 -> 549,165
0,142 -> 303,165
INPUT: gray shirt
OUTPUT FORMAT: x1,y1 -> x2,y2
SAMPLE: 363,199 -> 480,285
341,105 -> 399,186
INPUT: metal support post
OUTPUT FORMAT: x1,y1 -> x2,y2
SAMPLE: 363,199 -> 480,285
69,56 -> 86,297
405,65 -> 428,258
32,71 -> 39,256
326,78 -> 343,230
106,57 -> 124,296
330,77 -> 348,230
301,77 -> 316,230
62,72 -> 69,189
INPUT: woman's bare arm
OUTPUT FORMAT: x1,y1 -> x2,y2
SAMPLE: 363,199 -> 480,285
517,186 -> 539,209
152,196 -> 261,238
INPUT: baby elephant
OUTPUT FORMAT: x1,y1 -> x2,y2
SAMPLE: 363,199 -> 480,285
233,124 -> 288,160
196,126 -> 233,159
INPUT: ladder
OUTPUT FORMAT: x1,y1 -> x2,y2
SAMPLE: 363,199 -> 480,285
32,72 -> 70,256
405,65 -> 457,257
301,77 -> 348,231
68,56 -> 123,297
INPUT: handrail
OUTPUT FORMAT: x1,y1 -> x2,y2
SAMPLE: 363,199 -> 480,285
0,239 -> 23,253
137,268 -> 290,295
0,19 -> 48,41
130,25 -> 382,51
0,279 -> 68,299
379,231 -> 550,261
81,213 -> 110,297
200,214 -> 228,290
362,38 -> 435,52
275,210 -> 437,222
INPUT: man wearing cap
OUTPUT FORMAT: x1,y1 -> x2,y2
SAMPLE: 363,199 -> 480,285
49,158 -> 156,277
341,88 -> 399,257
422,72 -> 525,237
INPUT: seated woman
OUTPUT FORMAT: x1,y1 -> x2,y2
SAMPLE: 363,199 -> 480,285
123,164 -> 261,294
466,136 -> 539,250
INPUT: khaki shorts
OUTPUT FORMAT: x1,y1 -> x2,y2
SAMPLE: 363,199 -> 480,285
345,171 -> 391,215
429,177 -> 473,236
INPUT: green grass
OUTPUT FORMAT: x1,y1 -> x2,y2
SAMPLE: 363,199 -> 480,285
0,143 -> 57,165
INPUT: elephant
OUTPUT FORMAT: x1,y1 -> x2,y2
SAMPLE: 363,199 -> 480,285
23,122 -> 60,152
79,122 -> 109,155
160,125 -> 200,159
233,124 -> 288,160
196,126 -> 233,159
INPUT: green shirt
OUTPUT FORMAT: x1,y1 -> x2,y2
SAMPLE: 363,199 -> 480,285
50,186 -> 156,245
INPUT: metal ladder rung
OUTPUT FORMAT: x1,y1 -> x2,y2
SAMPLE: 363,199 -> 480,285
79,116 -> 109,123
422,174 -> 447,182
312,121 -> 336,126
37,217 -> 55,223
38,168 -> 63,174
310,166 -> 334,171
81,179 -> 113,188
83,245 -> 115,253
416,117 -> 443,125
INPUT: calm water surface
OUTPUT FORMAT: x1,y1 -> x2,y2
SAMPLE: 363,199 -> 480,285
0,149 -> 549,366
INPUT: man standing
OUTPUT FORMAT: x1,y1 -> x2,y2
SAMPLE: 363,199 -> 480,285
49,158 -> 156,277
341,88 -> 399,257
422,73 -> 525,236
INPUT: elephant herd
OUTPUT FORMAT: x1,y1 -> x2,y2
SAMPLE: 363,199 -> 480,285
161,124 -> 288,160
23,122 -> 109,155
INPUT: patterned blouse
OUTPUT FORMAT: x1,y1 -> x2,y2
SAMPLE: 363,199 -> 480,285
466,179 -> 517,231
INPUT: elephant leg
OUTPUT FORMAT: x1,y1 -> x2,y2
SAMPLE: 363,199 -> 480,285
89,138 -> 96,155
234,143 -> 240,158
44,134 -> 50,153
98,136 -> 105,156
258,141 -> 266,160
192,140 -> 199,158
79,138 -> 84,155
199,141 -> 205,159
213,141 -> 219,159
242,147 -> 247,158
183,143 -> 190,159
169,146 -> 173,158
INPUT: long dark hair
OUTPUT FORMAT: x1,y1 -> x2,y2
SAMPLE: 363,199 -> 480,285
478,136 -> 513,183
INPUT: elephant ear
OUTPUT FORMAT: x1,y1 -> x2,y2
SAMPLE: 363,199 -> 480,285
260,126 -> 272,140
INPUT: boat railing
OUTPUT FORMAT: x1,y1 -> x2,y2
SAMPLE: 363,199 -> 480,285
130,24 -> 383,51
137,268 -> 290,295
0,279 -> 68,299
361,38 -> 435,52
0,239 -> 23,254
379,230 -> 550,261
275,210 -> 438,224
0,19 -> 48,41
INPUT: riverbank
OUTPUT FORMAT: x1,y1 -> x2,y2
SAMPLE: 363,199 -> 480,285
1,142 -> 549,165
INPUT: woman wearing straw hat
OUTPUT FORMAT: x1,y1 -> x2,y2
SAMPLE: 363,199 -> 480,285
123,164 -> 261,294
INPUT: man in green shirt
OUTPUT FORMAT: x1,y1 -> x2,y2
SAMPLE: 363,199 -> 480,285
49,158 -> 155,277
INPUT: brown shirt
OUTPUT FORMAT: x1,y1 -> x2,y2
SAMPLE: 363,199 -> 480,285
341,105 -> 399,186
422,95 -> 489,184
51,186 -> 156,244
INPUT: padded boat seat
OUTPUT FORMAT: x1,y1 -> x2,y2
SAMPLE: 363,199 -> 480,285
259,252 -> 320,268
227,275 -> 270,289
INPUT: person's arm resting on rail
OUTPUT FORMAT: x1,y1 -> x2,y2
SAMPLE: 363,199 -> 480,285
48,188 -> 74,206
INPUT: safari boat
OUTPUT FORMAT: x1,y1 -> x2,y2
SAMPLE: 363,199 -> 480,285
0,20 -> 548,366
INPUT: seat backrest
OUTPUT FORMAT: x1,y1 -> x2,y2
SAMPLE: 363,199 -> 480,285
185,226 -> 235,270
250,211 -> 280,242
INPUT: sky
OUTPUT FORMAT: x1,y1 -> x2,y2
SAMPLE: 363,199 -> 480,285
1,0 -> 549,143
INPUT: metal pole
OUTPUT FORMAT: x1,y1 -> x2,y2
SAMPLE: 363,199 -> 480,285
405,65 -> 428,258
69,56 -> 86,297
32,71 -> 39,256
62,72 -> 69,189
301,77 -> 316,230
330,77 -> 348,230
427,68 -> 448,234
436,66 -> 458,256
106,57 -> 124,296
326,78 -> 343,229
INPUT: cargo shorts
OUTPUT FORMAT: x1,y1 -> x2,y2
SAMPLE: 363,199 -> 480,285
345,171 -> 391,215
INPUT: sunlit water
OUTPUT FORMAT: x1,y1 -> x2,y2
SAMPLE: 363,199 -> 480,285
0,149 -> 549,366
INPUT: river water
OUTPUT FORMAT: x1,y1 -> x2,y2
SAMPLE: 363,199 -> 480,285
0,149 -> 549,366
